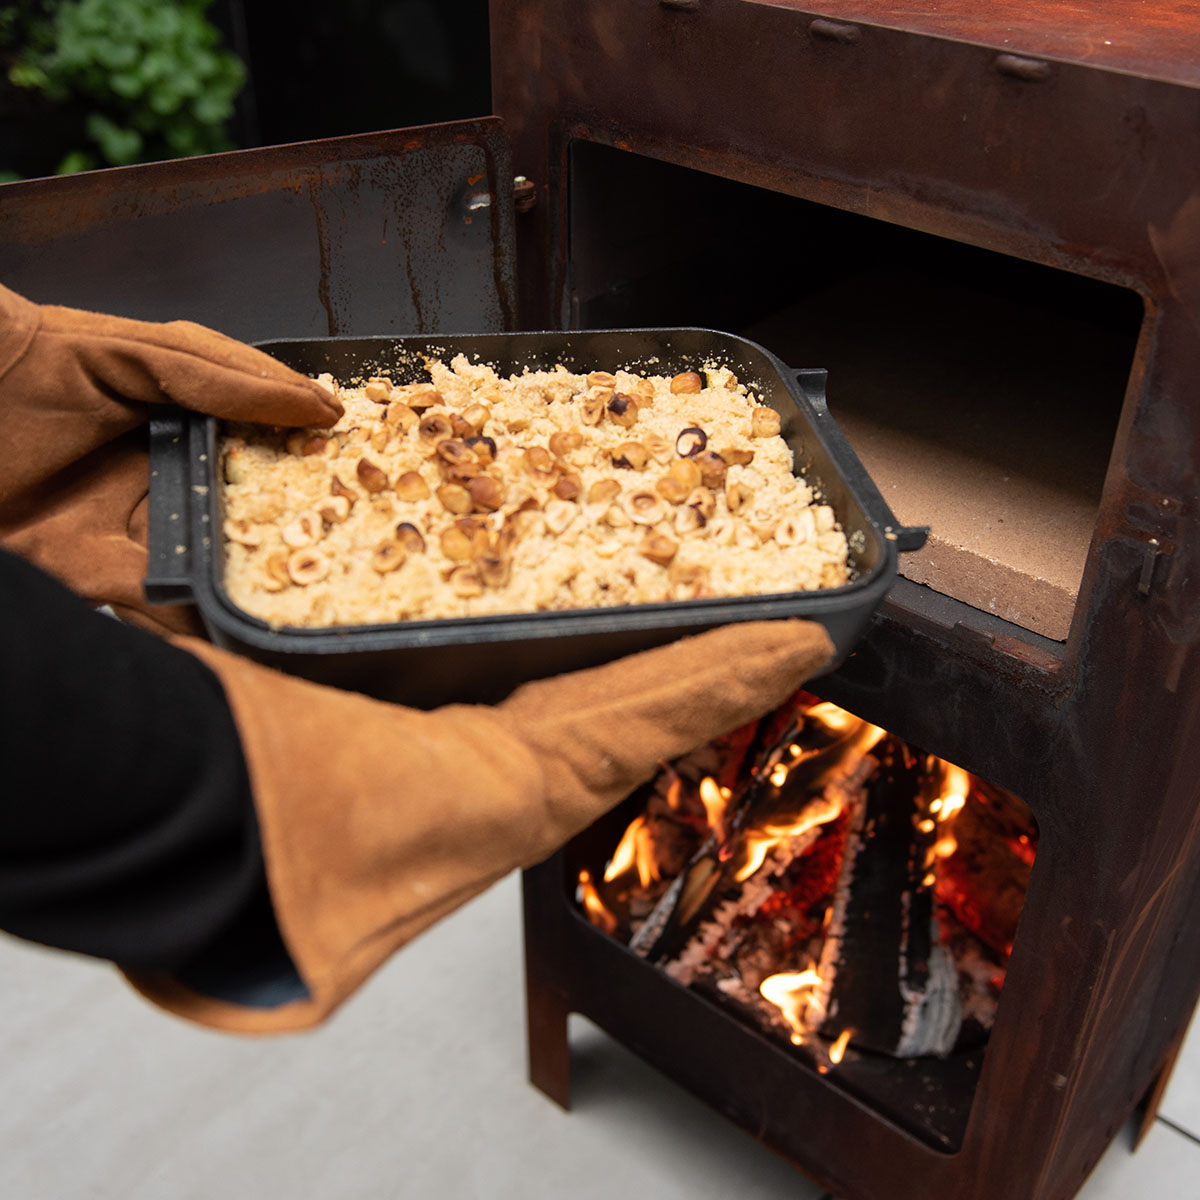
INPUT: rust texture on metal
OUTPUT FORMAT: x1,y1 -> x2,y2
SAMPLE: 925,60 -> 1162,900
493,1 -> 1200,1198
0,118 -> 517,342
752,0 -> 1200,86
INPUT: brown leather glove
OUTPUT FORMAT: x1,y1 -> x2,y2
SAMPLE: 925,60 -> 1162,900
126,619 -> 834,1033
0,284 -> 341,635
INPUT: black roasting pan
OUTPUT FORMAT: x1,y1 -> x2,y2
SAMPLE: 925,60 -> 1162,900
145,328 -> 926,708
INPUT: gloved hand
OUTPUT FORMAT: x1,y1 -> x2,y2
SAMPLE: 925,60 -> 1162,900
0,283 -> 341,635
128,618 -> 833,1032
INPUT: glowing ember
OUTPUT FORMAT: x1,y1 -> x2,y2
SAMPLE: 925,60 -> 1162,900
734,792 -> 845,883
829,1027 -> 854,1065
578,868 -> 617,934
760,969 -> 823,1043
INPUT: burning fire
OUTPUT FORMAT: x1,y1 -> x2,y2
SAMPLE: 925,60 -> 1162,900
576,692 -> 1037,1068
604,814 -> 660,889
759,969 -> 823,1044
577,868 -> 617,934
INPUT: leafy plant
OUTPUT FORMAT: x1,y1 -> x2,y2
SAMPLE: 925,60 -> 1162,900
1,0 -> 246,178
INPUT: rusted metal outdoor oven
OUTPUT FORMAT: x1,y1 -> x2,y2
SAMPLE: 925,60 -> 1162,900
1,3 -> 1198,1199
492,4 -> 1200,1200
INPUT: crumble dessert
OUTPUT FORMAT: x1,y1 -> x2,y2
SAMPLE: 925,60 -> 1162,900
220,356 -> 850,627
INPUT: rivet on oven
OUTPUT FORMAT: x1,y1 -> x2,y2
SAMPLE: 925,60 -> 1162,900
513,176 -> 538,214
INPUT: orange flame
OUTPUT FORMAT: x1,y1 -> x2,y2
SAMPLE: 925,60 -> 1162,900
699,776 -> 730,843
760,969 -> 822,1043
936,763 -> 970,823
735,792 -> 845,883
829,1027 -> 854,1065
603,814 -> 660,889
578,868 -> 617,934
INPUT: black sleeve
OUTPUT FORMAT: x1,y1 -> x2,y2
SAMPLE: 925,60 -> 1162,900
0,547 -> 304,1004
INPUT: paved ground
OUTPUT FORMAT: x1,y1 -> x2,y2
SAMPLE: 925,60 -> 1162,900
2,873 -> 1196,1199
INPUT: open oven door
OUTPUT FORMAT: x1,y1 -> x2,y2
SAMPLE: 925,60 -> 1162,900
0,117 -> 517,341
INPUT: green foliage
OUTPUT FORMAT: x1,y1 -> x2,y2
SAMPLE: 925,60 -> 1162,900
2,0 -> 246,176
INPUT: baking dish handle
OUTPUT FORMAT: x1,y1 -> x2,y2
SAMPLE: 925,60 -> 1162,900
792,368 -> 929,554
144,410 -> 197,603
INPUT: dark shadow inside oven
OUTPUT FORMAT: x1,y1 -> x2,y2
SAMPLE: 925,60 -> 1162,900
565,140 -> 1145,645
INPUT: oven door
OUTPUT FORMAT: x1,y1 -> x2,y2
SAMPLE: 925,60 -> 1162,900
0,117 -> 516,342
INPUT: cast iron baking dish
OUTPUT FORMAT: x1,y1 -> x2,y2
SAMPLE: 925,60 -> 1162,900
146,328 -> 926,708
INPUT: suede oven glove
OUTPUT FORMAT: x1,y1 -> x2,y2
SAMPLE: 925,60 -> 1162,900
0,283 -> 342,635
133,620 -> 833,1032
1,283 -> 834,1032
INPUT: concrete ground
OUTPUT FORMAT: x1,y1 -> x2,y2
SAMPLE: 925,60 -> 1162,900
2,872 -> 1197,1199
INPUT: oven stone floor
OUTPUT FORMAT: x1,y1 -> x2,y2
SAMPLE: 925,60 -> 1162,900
2,872 -> 1197,1199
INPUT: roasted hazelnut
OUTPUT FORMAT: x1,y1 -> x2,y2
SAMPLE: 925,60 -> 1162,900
418,412 -> 453,441
675,426 -> 708,457
465,435 -> 497,463
394,470 -> 431,502
385,402 -> 419,433
356,457 -> 389,493
624,490 -> 668,526
287,548 -> 330,586
462,403 -> 491,432
263,551 -> 291,591
612,441 -> 649,471
670,371 -> 703,395
223,447 -> 248,485
315,495 -> 352,525
442,414 -> 469,440
639,533 -> 679,566
675,505 -> 707,536
586,370 -> 617,388
656,459 -> 703,504
602,503 -> 634,529
285,431 -> 329,456
369,427 -> 391,453
686,486 -> 717,521
586,479 -> 622,506
523,445 -> 557,482
607,393 -> 638,428
448,564 -> 484,598
402,383 -> 444,410
775,512 -> 816,546
543,499 -> 577,535
477,555 -> 512,589
693,450 -> 728,488
634,378 -> 657,403
436,483 -> 474,514
441,522 -> 489,561
552,473 -> 582,502
720,446 -> 755,467
467,475 -> 504,512
364,380 -> 392,403
668,560 -> 711,593
371,540 -> 407,574
223,518 -> 264,547
751,406 -> 783,438
643,433 -> 673,464
726,480 -> 754,512
580,392 -> 607,425
331,476 -> 359,505
394,522 -> 426,553
282,510 -> 323,548
549,429 -> 584,459
436,438 -> 475,468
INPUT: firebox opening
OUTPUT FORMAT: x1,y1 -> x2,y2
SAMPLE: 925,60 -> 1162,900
567,690 -> 1040,1152
566,140 -> 1144,644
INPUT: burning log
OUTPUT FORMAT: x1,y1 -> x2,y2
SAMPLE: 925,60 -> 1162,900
805,741 -> 963,1058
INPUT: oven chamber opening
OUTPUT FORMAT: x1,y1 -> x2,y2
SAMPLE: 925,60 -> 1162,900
565,140 -> 1145,646
563,691 -> 1038,1153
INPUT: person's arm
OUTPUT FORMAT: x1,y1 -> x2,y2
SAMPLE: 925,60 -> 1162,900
0,547 -> 305,1005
